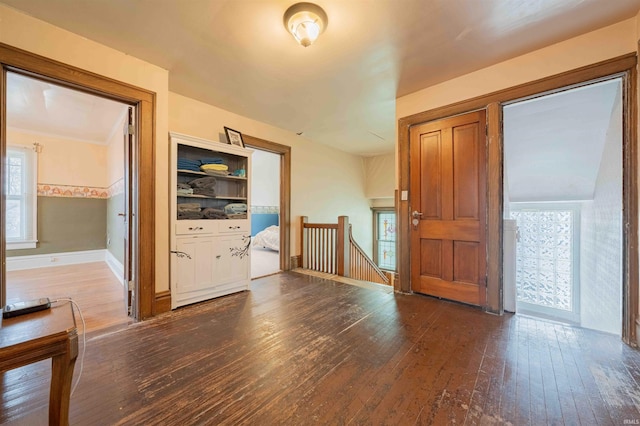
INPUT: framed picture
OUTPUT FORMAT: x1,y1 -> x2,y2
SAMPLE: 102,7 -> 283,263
224,126 -> 245,148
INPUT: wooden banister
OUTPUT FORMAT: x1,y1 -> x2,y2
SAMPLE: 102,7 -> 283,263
300,216 -> 390,285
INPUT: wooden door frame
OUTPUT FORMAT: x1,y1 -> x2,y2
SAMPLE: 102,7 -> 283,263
398,53 -> 638,345
0,43 -> 156,320
243,134 -> 292,271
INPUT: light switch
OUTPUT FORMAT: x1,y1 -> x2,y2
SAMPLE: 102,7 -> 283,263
401,190 -> 408,201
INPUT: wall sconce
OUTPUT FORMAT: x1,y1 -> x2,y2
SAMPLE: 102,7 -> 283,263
283,2 -> 328,47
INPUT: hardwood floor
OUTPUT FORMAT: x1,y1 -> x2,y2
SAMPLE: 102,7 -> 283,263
6,262 -> 130,333
2,271 -> 640,425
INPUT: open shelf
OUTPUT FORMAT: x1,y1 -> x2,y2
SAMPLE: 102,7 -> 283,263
177,194 -> 247,201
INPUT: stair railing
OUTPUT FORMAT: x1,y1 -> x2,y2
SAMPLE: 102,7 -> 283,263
300,216 -> 390,285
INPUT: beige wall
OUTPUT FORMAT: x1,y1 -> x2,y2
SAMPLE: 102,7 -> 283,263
397,18 -> 637,121
364,153 -> 395,203
8,129 -> 107,187
0,4 -> 170,291
169,92 -> 373,256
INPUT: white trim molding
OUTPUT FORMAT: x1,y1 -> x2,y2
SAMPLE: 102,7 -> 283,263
6,249 -> 123,282
105,249 -> 125,285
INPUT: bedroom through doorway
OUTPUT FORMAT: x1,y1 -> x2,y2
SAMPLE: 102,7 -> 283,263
250,149 -> 280,278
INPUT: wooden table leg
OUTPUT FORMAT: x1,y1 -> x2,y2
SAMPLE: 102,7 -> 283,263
49,331 -> 78,426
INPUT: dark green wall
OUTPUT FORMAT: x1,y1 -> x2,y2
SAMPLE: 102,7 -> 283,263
7,196 -> 107,257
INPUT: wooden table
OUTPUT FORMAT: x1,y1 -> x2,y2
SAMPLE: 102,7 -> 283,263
0,302 -> 78,426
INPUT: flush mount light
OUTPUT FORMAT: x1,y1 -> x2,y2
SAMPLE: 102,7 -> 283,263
283,2 -> 328,47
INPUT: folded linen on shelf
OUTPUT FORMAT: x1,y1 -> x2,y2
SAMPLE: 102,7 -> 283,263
190,176 -> 217,197
177,203 -> 201,212
200,164 -> 229,172
177,188 -> 194,196
224,203 -> 247,214
177,158 -> 202,172
178,210 -> 203,220
202,208 -> 228,219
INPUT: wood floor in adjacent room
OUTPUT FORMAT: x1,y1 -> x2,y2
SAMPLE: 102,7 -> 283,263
2,271 -> 640,425
6,262 -> 130,333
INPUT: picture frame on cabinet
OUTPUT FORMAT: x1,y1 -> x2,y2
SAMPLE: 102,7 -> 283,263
224,127 -> 245,148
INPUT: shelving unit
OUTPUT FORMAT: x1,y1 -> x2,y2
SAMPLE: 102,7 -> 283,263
170,132 -> 253,309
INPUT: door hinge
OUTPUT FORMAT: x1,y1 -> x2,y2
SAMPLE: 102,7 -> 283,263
127,125 -> 135,135
128,280 -> 134,291
485,276 -> 488,287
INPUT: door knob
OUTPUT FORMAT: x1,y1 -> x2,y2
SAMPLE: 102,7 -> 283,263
412,211 -> 423,218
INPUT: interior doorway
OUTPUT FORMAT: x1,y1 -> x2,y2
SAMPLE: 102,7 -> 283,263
502,78 -> 623,335
250,149 -> 281,278
4,70 -> 134,332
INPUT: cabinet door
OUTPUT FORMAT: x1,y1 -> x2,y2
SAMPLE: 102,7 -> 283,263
215,234 -> 250,285
176,237 -> 215,294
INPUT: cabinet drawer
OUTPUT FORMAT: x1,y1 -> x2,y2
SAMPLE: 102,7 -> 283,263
176,221 -> 216,235
218,220 -> 249,234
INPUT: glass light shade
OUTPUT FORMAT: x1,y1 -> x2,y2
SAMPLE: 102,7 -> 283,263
283,3 -> 328,47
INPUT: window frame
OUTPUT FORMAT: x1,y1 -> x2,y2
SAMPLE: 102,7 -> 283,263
372,207 -> 396,272
6,145 -> 37,250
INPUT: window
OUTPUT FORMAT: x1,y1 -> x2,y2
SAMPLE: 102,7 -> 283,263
6,146 -> 37,249
372,208 -> 396,271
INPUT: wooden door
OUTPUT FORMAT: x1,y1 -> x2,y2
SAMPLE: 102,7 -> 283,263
410,110 -> 487,306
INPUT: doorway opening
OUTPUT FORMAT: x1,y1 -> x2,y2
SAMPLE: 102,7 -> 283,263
250,149 -> 281,278
503,78 -> 623,335
4,71 -> 135,333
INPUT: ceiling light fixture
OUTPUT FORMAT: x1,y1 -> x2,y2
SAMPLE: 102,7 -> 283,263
283,2 -> 328,47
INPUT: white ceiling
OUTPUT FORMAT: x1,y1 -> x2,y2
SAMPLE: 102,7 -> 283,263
1,0 -> 638,155
504,79 -> 621,202
7,72 -> 128,145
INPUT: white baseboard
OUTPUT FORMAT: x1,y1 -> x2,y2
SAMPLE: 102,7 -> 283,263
7,249 -> 114,272
105,250 -> 125,285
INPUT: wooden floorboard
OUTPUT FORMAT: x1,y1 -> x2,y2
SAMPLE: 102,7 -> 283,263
2,271 -> 640,425
6,262 -> 131,333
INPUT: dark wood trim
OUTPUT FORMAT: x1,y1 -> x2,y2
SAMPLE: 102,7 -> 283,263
0,68 -> 5,307
623,54 -> 638,346
398,53 -> 638,343
153,290 -> 172,315
243,134 -> 292,271
0,43 -> 156,320
290,255 -> 301,269
486,103 -> 503,313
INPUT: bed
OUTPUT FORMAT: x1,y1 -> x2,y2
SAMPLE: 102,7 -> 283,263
252,225 -> 280,251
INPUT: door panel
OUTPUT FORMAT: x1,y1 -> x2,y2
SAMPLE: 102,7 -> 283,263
410,110 -> 487,306
420,239 -> 441,277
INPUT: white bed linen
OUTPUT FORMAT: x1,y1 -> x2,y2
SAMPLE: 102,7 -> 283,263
253,225 -> 279,251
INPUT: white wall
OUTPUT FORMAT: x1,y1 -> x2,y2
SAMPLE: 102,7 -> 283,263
580,88 -> 622,335
169,92 -> 373,256
251,150 -> 280,207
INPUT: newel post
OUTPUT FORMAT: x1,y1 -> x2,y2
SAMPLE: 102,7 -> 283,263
337,216 -> 350,277
301,216 -> 308,269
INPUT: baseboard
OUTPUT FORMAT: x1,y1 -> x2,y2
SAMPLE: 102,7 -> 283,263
105,250 -> 125,284
290,255 -> 301,269
6,249 -> 107,271
154,290 -> 172,315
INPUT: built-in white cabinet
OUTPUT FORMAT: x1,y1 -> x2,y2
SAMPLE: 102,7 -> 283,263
170,132 -> 252,309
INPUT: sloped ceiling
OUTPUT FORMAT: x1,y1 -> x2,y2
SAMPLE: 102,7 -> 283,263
7,72 -> 128,145
504,79 -> 621,202
0,0 -> 638,155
